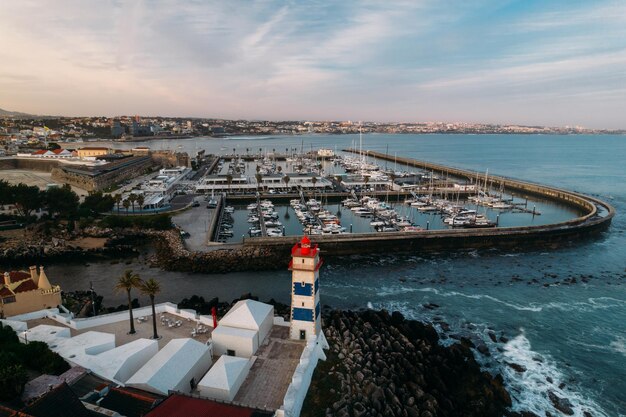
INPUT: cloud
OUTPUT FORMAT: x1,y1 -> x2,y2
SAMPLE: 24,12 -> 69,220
0,0 -> 624,128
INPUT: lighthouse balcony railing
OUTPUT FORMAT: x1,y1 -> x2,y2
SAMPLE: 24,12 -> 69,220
291,243 -> 319,258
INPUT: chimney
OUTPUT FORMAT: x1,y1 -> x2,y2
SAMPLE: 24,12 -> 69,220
3,272 -> 10,286
38,266 -> 52,290
30,266 -> 38,284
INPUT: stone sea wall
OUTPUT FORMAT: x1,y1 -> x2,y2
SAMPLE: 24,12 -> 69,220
150,230 -> 286,273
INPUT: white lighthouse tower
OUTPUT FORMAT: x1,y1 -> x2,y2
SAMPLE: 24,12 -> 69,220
289,236 -> 322,340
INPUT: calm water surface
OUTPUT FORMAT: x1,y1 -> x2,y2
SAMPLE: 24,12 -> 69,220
49,134 -> 625,416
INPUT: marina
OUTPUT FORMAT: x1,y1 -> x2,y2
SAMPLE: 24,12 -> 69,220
200,150 -> 582,244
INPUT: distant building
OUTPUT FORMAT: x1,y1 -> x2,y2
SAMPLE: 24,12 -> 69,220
0,266 -> 61,317
131,146 -> 151,155
111,119 -> 124,138
317,148 -> 335,157
77,147 -> 112,158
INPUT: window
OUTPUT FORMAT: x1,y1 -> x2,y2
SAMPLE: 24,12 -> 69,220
301,259 -> 305,263
2,296 -> 15,304
301,302 -> 304,306
227,349 -> 235,356
299,330 -> 306,340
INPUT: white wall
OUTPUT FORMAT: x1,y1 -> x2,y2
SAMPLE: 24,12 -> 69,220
258,309 -> 274,346
110,342 -> 159,383
171,348 -> 213,394
212,327 -> 258,358
278,332 -> 329,417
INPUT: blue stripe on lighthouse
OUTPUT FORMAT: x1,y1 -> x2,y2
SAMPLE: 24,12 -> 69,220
293,282 -> 312,296
314,278 -> 319,293
293,307 -> 313,322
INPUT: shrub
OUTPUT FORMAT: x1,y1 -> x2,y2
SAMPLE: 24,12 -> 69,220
100,214 -> 173,230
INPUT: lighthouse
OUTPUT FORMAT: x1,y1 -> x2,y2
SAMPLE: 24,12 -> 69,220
289,236 -> 322,340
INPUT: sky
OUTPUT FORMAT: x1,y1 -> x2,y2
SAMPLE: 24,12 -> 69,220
0,0 -> 625,129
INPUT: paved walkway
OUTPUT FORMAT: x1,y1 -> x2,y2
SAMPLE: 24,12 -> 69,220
234,326 -> 304,410
172,204 -> 215,252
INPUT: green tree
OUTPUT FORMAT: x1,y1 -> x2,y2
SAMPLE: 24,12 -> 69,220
113,194 -> 122,213
47,142 -> 61,150
123,199 -> 130,214
282,175 -> 290,192
0,364 -> 27,401
115,270 -> 143,335
140,278 -> 161,339
0,180 -> 11,205
82,191 -> 115,213
45,184 -> 79,219
136,194 -> 145,212
128,194 -> 137,212
12,183 -> 43,217
21,342 -> 69,375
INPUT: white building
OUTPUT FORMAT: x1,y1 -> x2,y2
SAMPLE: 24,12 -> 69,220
317,149 -> 335,157
126,338 -> 212,395
195,173 -> 332,194
211,300 -> 273,358
17,324 -> 159,385
197,355 -> 252,401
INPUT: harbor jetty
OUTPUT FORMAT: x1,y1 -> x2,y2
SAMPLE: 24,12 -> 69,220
152,153 -> 614,273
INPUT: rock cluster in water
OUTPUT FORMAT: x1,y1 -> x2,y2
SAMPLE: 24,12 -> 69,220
304,309 -> 512,417
150,230 -> 286,273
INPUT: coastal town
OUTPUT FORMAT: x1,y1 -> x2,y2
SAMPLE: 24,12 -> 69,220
0,111 -> 623,148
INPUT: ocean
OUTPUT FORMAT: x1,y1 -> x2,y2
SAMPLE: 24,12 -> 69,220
49,134 -> 626,416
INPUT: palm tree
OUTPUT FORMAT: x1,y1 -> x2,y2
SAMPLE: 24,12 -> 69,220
113,194 -> 122,213
277,166 -> 282,174
255,173 -> 263,193
140,278 -> 161,339
136,194 -> 145,212
123,199 -> 130,214
225,174 -> 233,193
128,194 -> 137,212
114,270 -> 142,334
282,175 -> 290,192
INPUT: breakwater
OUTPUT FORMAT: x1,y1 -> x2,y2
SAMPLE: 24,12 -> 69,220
302,309 -> 512,417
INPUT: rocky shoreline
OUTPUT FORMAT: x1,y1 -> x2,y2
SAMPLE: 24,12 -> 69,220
0,226 -> 145,266
304,309 -> 515,417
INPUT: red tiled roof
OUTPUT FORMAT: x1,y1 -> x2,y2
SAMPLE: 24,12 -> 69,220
0,404 -> 33,417
52,149 -> 67,154
145,394 -> 273,417
13,279 -> 38,293
1,271 -> 32,283
32,150 -> 48,155
99,387 -> 160,417
0,287 -> 14,297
